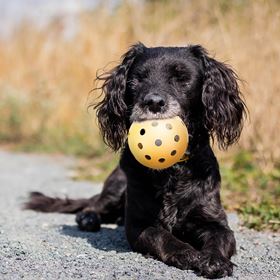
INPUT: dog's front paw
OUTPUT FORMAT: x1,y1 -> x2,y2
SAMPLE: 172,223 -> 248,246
165,248 -> 200,270
196,251 -> 234,279
75,211 -> 101,232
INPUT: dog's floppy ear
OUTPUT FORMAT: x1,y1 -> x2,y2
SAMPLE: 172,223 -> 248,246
190,45 -> 246,149
94,42 -> 145,151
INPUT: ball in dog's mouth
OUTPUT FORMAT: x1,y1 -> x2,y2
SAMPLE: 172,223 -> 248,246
128,116 -> 189,169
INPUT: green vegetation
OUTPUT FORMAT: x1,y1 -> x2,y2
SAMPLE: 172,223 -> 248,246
221,151 -> 280,232
72,153 -> 118,182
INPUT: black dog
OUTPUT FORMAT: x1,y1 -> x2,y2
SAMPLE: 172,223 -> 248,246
25,43 -> 246,278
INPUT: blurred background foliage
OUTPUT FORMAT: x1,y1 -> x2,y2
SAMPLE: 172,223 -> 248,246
0,0 -> 279,231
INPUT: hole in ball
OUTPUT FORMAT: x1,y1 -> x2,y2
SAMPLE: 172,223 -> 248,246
166,123 -> 172,130
174,135 -> 180,142
158,158 -> 165,163
145,155 -> 151,160
155,139 -> 162,146
140,129 -> 145,135
171,150 -> 177,156
138,143 -> 143,149
151,121 -> 158,127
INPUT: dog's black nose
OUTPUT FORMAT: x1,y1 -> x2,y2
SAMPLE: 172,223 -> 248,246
143,93 -> 165,113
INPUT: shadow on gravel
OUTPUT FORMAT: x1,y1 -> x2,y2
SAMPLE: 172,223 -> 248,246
61,225 -> 131,253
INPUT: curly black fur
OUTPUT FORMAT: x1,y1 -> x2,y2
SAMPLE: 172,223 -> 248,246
25,43 -> 246,279
94,43 -> 146,151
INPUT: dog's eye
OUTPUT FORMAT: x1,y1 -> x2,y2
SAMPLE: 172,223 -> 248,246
170,74 -> 190,87
173,65 -> 188,76
176,75 -> 189,83
128,71 -> 149,89
170,65 -> 190,86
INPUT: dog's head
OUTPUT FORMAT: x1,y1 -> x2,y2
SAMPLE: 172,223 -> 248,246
94,42 -> 246,151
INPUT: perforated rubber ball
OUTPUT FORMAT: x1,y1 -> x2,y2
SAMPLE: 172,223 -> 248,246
128,116 -> 189,169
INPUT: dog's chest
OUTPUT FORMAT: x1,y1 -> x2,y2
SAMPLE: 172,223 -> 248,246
156,173 -> 194,231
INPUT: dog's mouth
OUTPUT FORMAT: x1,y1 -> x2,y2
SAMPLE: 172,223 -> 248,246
129,99 -> 182,122
130,111 -> 179,122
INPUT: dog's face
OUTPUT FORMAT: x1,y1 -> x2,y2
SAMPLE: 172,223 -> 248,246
95,43 -> 246,152
126,47 -> 203,123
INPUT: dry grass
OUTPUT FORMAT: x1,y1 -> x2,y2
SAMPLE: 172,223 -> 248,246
0,0 -> 279,231
0,0 -> 279,165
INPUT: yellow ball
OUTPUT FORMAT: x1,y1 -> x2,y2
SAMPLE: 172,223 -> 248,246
128,116 -> 189,169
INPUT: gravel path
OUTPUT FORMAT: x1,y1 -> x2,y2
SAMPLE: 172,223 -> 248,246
0,150 -> 279,280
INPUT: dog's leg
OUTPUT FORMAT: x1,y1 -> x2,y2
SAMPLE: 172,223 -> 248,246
196,225 -> 236,278
76,165 -> 127,231
125,184 -> 200,270
126,226 -> 200,270
190,206 -> 236,278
